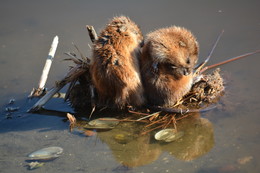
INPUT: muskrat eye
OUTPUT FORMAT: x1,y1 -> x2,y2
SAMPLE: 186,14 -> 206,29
160,42 -> 167,49
113,59 -> 119,66
171,65 -> 177,69
164,63 -> 177,71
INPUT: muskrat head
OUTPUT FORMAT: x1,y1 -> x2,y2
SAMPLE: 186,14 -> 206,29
147,26 -> 199,78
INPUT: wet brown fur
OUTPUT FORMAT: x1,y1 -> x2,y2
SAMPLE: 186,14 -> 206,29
91,16 -> 145,109
141,26 -> 199,107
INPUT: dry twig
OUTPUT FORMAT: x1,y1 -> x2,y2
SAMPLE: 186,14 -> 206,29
29,36 -> 59,97
201,50 -> 260,73
86,25 -> 98,42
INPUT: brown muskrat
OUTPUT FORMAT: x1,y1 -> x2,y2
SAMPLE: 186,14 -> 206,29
90,16 -> 145,109
140,26 -> 199,107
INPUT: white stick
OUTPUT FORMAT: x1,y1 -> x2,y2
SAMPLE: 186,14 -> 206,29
38,36 -> 59,89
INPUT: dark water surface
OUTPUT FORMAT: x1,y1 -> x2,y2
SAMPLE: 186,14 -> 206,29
1,0 -> 259,172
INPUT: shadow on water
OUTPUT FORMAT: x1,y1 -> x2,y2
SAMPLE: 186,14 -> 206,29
0,92 -> 83,134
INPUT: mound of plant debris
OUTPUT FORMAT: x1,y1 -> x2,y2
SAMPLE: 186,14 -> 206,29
67,67 -> 225,112
183,68 -> 224,107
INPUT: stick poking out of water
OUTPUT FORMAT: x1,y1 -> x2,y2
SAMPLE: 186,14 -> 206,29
28,26 -> 97,112
201,50 -> 260,73
29,36 -> 59,97
86,25 -> 98,42
194,30 -> 224,75
86,25 -> 98,117
28,64 -> 87,112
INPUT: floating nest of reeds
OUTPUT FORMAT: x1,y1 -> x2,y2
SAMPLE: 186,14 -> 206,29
68,67 -> 225,113
64,56 -> 225,135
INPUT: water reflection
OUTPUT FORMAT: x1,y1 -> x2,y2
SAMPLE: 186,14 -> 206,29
97,120 -> 161,167
74,112 -> 214,167
163,115 -> 214,161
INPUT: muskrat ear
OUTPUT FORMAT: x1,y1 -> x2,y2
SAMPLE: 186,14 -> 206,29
117,25 -> 127,33
179,40 -> 186,47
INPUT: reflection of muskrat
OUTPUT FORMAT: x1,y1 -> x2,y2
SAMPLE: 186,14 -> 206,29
91,16 -> 145,109
140,26 -> 199,107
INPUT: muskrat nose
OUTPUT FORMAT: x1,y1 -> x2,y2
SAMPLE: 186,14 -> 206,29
139,40 -> 144,47
182,68 -> 191,76
171,66 -> 191,76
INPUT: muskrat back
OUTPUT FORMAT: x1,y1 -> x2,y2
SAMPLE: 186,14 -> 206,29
91,16 -> 145,109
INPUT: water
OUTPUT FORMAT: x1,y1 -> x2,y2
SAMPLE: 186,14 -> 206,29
0,0 -> 259,172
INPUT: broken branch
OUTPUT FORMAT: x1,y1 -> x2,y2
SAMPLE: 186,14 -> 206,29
29,36 -> 59,97
194,30 -> 224,75
86,25 -> 98,42
28,65 -> 87,112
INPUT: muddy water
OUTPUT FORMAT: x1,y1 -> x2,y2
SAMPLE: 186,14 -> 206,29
0,0 -> 259,172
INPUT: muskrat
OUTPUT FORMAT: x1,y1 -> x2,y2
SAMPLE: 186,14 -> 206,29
140,26 -> 199,107
90,16 -> 145,109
